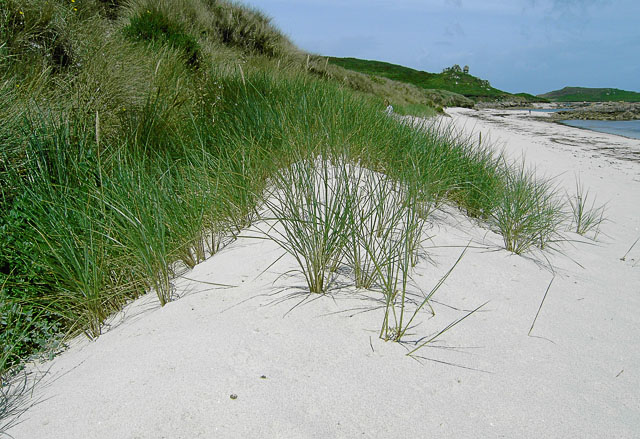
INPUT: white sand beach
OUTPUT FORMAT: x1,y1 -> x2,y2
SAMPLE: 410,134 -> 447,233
7,108 -> 640,438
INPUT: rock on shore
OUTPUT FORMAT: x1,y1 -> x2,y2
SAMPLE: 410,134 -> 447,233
552,102 -> 640,121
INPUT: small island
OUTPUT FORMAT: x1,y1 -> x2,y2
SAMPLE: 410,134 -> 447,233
538,87 -> 640,121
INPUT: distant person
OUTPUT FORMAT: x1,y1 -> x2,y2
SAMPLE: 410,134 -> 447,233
384,99 -> 394,115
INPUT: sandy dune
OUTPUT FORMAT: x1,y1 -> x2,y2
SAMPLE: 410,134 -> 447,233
6,108 -> 640,438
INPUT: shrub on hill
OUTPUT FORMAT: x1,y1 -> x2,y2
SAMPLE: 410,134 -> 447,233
123,0 -> 296,59
205,0 -> 292,57
124,7 -> 201,67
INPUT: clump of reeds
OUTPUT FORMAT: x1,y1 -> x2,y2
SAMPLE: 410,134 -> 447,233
490,163 -> 565,254
261,156 -> 351,294
344,168 -> 412,290
345,172 -> 428,341
261,153 -> 463,343
567,177 -> 606,238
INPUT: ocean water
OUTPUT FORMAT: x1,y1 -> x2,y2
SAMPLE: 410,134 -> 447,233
531,108 -> 570,113
560,119 -> 640,140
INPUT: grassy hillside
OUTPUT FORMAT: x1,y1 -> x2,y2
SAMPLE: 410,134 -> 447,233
328,57 -> 545,103
306,55 -> 473,112
0,0 -> 575,407
539,87 -> 640,102
514,92 -> 548,103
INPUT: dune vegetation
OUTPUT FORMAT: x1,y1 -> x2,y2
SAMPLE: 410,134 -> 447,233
0,0 -> 599,394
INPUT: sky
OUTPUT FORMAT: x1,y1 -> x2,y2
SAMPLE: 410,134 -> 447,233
241,0 -> 640,95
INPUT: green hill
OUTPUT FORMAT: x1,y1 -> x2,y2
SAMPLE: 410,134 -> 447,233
306,56 -> 473,111
539,87 -> 640,102
328,57 -> 545,103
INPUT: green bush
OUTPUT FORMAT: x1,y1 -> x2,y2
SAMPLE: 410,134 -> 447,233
124,8 -> 200,67
0,198 -> 63,373
206,0 -> 291,57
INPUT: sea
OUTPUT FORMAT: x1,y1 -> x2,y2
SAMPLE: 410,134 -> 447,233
559,119 -> 640,140
531,108 -> 569,113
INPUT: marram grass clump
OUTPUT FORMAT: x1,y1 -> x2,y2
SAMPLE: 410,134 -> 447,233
490,163 -> 565,254
259,153 -> 477,347
567,177 -> 606,238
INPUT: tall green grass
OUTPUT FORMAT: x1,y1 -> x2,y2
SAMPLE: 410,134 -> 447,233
1,0 -> 574,392
567,178 -> 606,238
490,163 -> 565,254
262,157 -> 351,294
259,153 -> 471,344
0,66 -> 571,375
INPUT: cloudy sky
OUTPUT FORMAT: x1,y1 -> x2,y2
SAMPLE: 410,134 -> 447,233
241,0 -> 639,95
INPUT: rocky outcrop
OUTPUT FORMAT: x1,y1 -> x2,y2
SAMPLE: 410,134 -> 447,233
474,99 -> 533,109
552,102 -> 640,121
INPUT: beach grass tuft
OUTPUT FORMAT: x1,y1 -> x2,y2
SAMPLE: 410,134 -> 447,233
567,177 -> 607,238
490,163 -> 565,254
261,156 -> 351,294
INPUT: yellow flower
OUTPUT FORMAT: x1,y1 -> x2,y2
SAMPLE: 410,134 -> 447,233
19,10 -> 24,15
71,0 -> 75,2
73,7 -> 77,11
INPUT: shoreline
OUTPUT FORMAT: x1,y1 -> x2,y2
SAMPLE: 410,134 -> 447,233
446,107 -> 640,164
555,118 -> 640,141
470,108 -> 640,142
6,109 -> 640,439
475,101 -> 640,122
